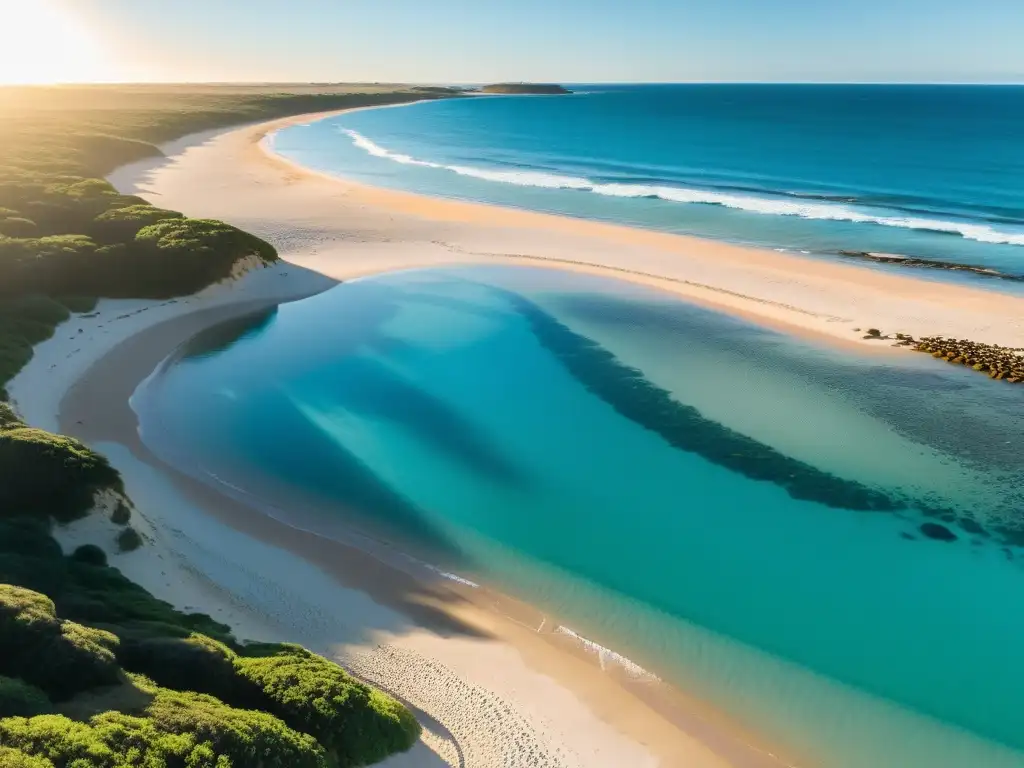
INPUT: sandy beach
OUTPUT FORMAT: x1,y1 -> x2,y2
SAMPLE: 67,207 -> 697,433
9,103 -> 1024,767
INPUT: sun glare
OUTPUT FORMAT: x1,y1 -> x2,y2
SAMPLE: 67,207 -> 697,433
0,0 -> 112,85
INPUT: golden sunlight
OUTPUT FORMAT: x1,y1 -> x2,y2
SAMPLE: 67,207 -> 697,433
0,0 -> 112,84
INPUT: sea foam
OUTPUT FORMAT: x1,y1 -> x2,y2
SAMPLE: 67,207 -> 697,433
555,625 -> 661,681
342,129 -> 1024,247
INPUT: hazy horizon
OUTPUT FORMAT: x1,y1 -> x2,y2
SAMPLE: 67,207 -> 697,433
1,0 -> 1022,86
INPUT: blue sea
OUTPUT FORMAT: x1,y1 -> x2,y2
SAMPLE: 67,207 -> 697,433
134,266 -> 1024,768
271,85 -> 1024,286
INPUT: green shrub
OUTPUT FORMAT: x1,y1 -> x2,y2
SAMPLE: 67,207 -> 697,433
70,545 -> 107,568
115,527 -> 142,553
92,204 -> 182,243
0,422 -> 120,524
0,519 -> 67,597
0,235 -> 100,297
0,715 -> 118,766
118,633 -> 250,705
0,686 -> 329,768
0,295 -> 70,330
56,296 -> 98,314
135,684 -> 328,768
0,296 -> 73,399
0,746 -> 55,768
0,677 -> 52,719
109,501 -> 130,526
237,644 -> 420,766
130,217 -> 277,297
0,402 -> 19,428
0,585 -> 120,700
52,558 -> 232,643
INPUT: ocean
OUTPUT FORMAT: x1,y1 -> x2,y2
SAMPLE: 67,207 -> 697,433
133,265 -> 1024,767
271,85 -> 1024,287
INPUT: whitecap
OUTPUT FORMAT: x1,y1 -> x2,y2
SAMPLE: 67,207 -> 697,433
340,129 -> 1024,247
555,625 -> 661,681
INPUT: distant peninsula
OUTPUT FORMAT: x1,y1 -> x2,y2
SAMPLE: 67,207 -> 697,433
478,83 -> 572,95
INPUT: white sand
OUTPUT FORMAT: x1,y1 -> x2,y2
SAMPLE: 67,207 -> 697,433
21,101 -> 1014,766
114,108 -> 1024,351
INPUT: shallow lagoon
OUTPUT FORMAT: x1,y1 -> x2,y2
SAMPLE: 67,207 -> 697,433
134,266 -> 1024,767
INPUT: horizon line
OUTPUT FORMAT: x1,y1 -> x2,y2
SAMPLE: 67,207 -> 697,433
2,79 -> 1024,89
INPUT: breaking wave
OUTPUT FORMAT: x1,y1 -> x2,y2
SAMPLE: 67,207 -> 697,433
342,129 -> 1024,247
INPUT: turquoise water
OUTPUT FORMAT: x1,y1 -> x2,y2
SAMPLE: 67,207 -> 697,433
135,266 -> 1024,767
271,85 -> 1024,289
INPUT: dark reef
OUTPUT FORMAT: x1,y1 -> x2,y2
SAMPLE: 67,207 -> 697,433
920,523 -> 958,542
491,290 -> 1024,549
504,293 -> 902,513
838,251 -> 1024,282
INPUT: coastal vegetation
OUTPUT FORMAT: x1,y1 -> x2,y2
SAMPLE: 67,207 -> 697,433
0,84 -> 451,398
0,485 -> 421,765
0,85 -> 436,765
0,404 -> 121,524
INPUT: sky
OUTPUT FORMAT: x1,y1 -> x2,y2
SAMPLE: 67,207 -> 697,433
2,0 -> 1023,85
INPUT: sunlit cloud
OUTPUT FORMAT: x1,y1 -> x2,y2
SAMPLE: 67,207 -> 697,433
0,0 -> 114,84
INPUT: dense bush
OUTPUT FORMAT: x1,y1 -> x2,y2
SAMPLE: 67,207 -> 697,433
118,633 -> 249,705
0,686 -> 330,768
0,296 -> 71,398
0,520 -> 228,643
0,410 -> 120,524
0,518 -> 66,597
116,636 -> 420,765
55,296 -> 98,314
115,527 -> 142,552
70,545 -> 107,568
52,561 -> 232,643
0,678 -> 52,719
0,295 -> 70,331
92,204 -> 182,243
0,403 -> 19,428
109,501 -> 131,526
0,746 -> 54,767
130,217 -> 277,296
237,643 -> 420,767
137,683 -> 327,767
0,585 -> 120,700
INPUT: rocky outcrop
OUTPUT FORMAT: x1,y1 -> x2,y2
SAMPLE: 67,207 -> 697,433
859,328 -> 1024,383
478,83 -> 572,95
903,335 -> 1024,383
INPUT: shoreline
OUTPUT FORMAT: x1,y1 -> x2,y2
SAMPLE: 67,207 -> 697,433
15,101 -> 1023,766
249,105 -> 1024,352
42,266 -> 793,768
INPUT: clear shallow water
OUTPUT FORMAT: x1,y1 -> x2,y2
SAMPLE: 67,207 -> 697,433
134,266 -> 1024,767
272,85 -> 1024,289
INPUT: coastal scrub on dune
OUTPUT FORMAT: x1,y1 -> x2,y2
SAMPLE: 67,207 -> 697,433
0,84 -> 453,398
0,85 -> 442,767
